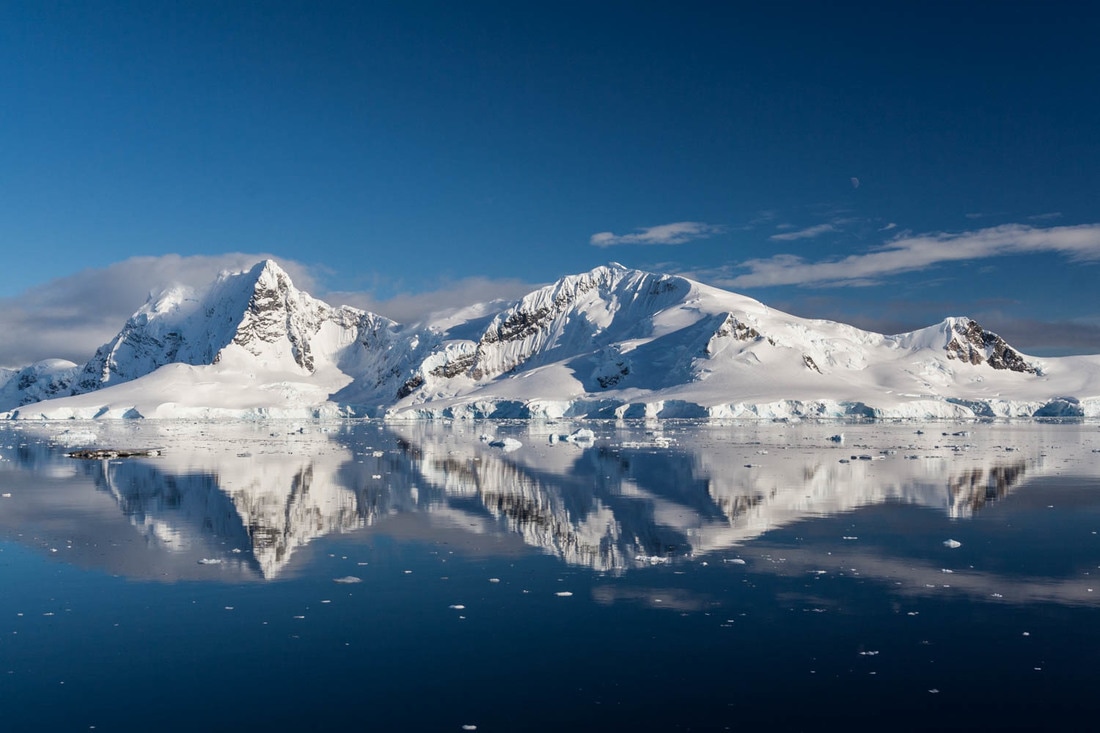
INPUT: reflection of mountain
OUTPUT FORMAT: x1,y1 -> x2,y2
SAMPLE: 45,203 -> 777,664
1,422 -> 1088,579
384,423 -> 1045,570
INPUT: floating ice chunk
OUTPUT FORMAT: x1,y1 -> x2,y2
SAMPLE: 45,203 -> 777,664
555,591 -> 573,597
727,558 -> 746,565
566,428 -> 595,443
462,726 -> 478,731
488,578 -> 500,583
198,558 -> 223,565
333,576 -> 362,584
488,437 -> 522,452
449,604 -> 466,610
0,493 -> 10,498
943,539 -> 962,549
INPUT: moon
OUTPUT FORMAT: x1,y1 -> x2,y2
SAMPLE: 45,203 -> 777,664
850,177 -> 860,189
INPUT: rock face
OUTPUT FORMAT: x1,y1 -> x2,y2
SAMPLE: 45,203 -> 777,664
944,319 -> 1038,374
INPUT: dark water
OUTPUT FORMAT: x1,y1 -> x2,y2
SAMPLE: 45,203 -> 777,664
1,420 -> 1099,731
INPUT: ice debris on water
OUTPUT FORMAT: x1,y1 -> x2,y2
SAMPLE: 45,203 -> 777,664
943,539 -> 962,549
449,605 -> 466,610
198,558 -> 222,565
555,591 -> 573,597
462,726 -> 478,731
333,576 -> 362,584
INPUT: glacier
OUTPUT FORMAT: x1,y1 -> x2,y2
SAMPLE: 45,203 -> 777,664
1,259 -> 1098,420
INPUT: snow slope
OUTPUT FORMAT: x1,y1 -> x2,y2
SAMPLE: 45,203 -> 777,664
3,261 -> 1099,420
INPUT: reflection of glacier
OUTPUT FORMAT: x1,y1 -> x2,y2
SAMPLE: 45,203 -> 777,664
12,421 -> 1095,577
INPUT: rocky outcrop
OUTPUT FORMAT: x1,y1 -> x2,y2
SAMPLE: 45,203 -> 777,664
945,319 -> 1037,374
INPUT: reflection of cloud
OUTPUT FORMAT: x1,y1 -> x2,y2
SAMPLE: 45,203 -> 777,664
590,221 -> 724,247
727,223 -> 1100,288
592,585 -> 713,611
752,545 -> 1100,608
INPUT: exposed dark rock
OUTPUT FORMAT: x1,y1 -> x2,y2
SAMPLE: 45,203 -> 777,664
944,319 -> 1036,374
429,353 -> 476,379
397,374 -> 424,399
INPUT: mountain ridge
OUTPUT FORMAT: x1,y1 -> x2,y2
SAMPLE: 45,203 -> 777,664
3,260 -> 1098,420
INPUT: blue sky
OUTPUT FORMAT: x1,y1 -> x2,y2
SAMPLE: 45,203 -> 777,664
1,1 -> 1098,365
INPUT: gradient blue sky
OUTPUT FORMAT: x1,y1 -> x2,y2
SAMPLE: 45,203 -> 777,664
2,1 -> 1099,366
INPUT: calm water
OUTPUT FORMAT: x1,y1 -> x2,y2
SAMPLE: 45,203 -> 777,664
1,419 -> 1099,731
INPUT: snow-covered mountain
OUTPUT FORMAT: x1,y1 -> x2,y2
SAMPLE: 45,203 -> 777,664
2,260 -> 1099,419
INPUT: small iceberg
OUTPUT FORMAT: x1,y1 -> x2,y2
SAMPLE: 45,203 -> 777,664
487,437 -> 523,452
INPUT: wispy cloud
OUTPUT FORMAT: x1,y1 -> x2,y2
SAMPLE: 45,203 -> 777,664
329,276 -> 539,325
769,223 -> 838,241
724,223 -> 1100,288
590,221 -> 723,247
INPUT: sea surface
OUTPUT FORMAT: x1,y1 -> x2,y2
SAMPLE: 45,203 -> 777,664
1,419 -> 1098,731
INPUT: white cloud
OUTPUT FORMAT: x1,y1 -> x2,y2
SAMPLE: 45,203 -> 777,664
769,223 -> 837,241
0,253 -> 309,367
590,221 -> 724,247
725,223 -> 1100,288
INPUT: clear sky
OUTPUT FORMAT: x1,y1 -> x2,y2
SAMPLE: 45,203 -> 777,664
2,0 -> 1098,366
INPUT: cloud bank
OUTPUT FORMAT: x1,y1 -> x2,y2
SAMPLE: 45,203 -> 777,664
728,223 -> 1100,288
590,221 -> 723,247
0,254 -> 540,368
0,254 -> 313,367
